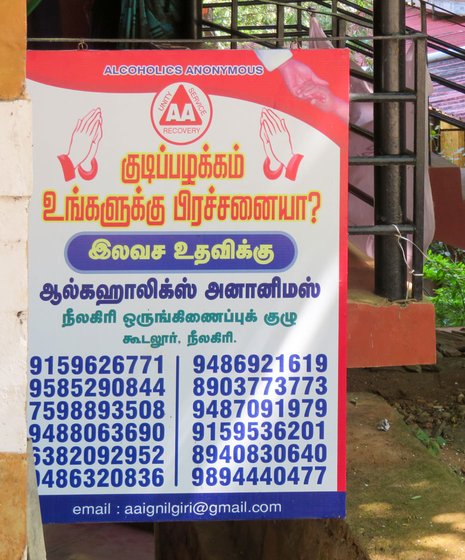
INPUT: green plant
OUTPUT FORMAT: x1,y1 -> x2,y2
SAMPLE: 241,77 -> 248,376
202,0 -> 373,48
429,123 -> 440,153
424,243 -> 465,327
429,122 -> 465,166
414,427 -> 446,456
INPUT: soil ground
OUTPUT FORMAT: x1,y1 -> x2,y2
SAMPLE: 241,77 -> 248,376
345,328 -> 465,560
348,329 -> 465,481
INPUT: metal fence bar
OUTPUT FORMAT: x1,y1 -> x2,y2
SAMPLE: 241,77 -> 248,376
296,1 -> 303,47
429,109 -> 465,130
231,0 -> 239,48
27,32 -> 428,45
350,123 -> 374,141
429,74 -> 465,95
350,155 -> 416,165
276,1 -> 285,46
195,0 -> 203,40
349,183 -> 374,207
351,92 -> 417,102
349,224 -> 415,235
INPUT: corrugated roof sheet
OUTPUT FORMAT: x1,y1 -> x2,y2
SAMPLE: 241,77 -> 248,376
406,6 -> 465,49
429,58 -> 465,121
406,6 -> 465,123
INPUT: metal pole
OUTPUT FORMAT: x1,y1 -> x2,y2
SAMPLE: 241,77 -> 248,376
332,0 -> 346,49
332,0 -> 339,47
231,0 -> 239,49
296,1 -> 302,48
277,2 -> 285,47
192,0 -> 203,39
373,0 -> 407,300
185,0 -> 199,41
412,3 -> 428,300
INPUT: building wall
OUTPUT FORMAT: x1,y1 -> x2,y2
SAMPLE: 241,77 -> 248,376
0,1 -> 31,558
440,122 -> 465,168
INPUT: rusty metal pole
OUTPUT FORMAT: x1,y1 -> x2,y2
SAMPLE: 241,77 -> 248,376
276,2 -> 285,47
412,2 -> 428,300
191,0 -> 198,39
231,0 -> 238,49
331,0 -> 346,48
373,0 -> 407,300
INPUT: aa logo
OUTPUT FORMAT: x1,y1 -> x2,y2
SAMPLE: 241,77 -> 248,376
151,82 -> 212,145
160,85 -> 202,126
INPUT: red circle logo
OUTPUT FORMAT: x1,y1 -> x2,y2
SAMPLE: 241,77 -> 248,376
151,82 -> 212,145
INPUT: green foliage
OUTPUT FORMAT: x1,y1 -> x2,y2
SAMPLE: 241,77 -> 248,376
424,243 -> 465,327
202,0 -> 373,48
430,123 -> 465,164
414,427 -> 446,456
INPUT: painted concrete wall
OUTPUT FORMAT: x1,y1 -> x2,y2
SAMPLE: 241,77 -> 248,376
0,0 -> 26,99
0,0 -> 31,558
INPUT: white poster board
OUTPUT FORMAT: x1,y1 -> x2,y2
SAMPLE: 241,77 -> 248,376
27,48 -> 348,523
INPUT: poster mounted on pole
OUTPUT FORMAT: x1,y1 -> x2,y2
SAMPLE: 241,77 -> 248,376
27,48 -> 349,524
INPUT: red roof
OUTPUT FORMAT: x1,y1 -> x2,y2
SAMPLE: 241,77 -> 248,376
429,58 -> 465,121
406,6 -> 465,123
406,6 -> 465,49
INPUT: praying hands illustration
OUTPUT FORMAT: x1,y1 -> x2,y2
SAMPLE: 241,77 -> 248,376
58,108 -> 103,181
259,108 -> 303,181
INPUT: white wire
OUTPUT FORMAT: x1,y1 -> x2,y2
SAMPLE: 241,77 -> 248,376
392,224 -> 425,278
390,224 -> 465,303
391,224 -> 425,300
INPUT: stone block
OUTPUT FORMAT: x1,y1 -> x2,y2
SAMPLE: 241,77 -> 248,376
0,196 -> 29,243
0,99 -> 33,197
0,0 -> 26,100
0,452 -> 27,559
0,240 -> 28,312
0,310 -> 27,454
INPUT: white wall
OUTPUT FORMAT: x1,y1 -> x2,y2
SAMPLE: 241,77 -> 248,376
0,98 -> 32,454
